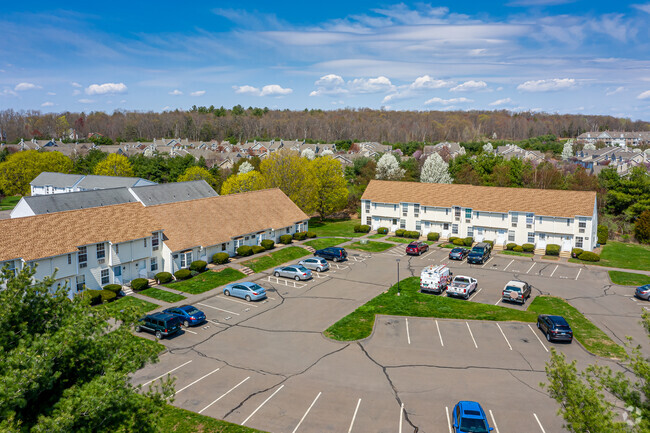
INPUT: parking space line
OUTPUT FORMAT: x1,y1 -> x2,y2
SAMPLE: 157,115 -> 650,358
489,410 -> 500,433
184,329 -> 197,335
440,256 -> 446,262
422,250 -> 435,259
496,323 -> 512,350
398,403 -> 404,433
347,398 -> 361,433
242,385 -> 284,425
503,259 -> 514,272
481,257 -> 493,268
550,265 -> 558,278
141,360 -> 192,387
405,318 -> 411,344
468,288 -> 482,301
176,367 -> 220,394
533,413 -> 546,433
436,320 -> 444,346
292,392 -> 321,433
207,319 -> 221,326
494,298 -> 501,306
198,303 -> 240,316
527,262 -> 536,274
528,324 -> 549,352
218,296 -> 259,307
631,297 -> 638,302
575,269 -> 582,280
466,322 -> 478,348
199,376 -> 250,414
445,406 -> 452,433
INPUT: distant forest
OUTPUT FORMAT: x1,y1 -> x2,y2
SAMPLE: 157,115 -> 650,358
1,106 -> 649,144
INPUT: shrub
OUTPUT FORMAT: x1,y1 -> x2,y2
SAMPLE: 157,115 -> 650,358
237,245 -> 253,256
353,224 -> 371,233
571,248 -> 584,258
103,284 -> 122,294
453,238 -> 465,246
212,253 -> 230,265
635,210 -> 650,244
85,289 -> 103,306
506,243 -> 517,251
522,243 -> 535,253
484,240 -> 494,248
190,260 -> 207,272
546,244 -> 560,256
578,251 -> 601,262
98,289 -> 117,303
251,245 -> 265,254
261,239 -> 275,250
427,232 -> 440,241
155,272 -> 173,284
190,270 -> 199,277
597,225 -> 608,245
306,231 -> 317,238
449,236 -> 459,243
131,278 -> 149,291
513,245 -> 524,252
463,237 -> 474,247
292,231 -> 307,240
174,269 -> 191,280
378,227 -> 389,235
395,229 -> 405,237
280,234 -> 293,244
405,230 -> 420,239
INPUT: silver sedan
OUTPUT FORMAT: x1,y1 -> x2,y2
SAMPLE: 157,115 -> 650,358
298,257 -> 330,272
273,265 -> 313,281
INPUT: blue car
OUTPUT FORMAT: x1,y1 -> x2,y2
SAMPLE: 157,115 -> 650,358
453,401 -> 493,433
223,282 -> 267,302
162,305 -> 206,327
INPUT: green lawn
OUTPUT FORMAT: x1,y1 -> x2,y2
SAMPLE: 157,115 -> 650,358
159,404 -> 267,433
367,233 -> 387,239
139,287 -> 186,303
500,250 -> 534,257
438,243 -> 455,249
387,237 -> 434,244
575,242 -> 650,271
164,268 -> 246,294
98,296 -> 159,317
609,270 -> 650,286
348,241 -> 394,252
308,217 -> 360,237
304,238 -> 349,250
242,246 -> 310,273
0,195 -> 20,210
325,276 -> 624,359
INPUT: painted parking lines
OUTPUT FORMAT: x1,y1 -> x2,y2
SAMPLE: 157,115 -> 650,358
141,360 -> 193,388
526,262 -> 536,274
575,268 -> 582,280
533,413 -> 547,433
528,324 -> 549,352
466,321 -> 478,349
199,376 -> 250,414
481,257 -> 493,268
445,406 -> 452,433
496,323 -> 512,351
347,398 -> 362,433
549,265 -> 559,278
489,410 -> 501,433
468,287 -> 482,301
291,392 -> 322,433
184,329 -> 198,335
406,318 -> 411,345
313,272 -> 331,279
176,367 -> 221,394
330,263 -> 349,270
218,295 -> 259,307
436,320 -> 444,347
242,385 -> 284,426
421,250 -> 435,259
503,259 -> 514,272
198,302 -> 240,316
266,275 -> 307,288
398,403 -> 404,433
494,298 -> 502,306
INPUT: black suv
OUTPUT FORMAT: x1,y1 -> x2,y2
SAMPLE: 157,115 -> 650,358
537,314 -> 573,343
467,242 -> 491,264
136,312 -> 182,339
314,247 -> 348,262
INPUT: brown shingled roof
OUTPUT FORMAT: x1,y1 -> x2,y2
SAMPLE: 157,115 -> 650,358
0,202 -> 161,262
361,180 -> 596,218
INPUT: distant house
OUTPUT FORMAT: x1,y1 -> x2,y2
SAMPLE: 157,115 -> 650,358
494,144 -> 546,164
423,142 -> 466,160
30,172 -> 155,196
571,146 -> 648,176
577,131 -> 650,148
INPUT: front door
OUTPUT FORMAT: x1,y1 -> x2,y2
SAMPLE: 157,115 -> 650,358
113,266 -> 122,285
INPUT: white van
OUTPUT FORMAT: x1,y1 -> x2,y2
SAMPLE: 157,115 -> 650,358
420,264 -> 452,294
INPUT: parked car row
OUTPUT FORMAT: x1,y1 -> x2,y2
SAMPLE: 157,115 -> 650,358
136,304 -> 208,339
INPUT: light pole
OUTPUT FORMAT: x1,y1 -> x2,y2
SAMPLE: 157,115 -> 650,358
396,258 -> 401,296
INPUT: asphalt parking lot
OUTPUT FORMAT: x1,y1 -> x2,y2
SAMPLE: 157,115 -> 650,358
131,244 -> 646,433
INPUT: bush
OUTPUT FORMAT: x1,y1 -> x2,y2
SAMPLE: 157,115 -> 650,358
306,231 -> 317,238
174,269 -> 191,280
292,231 -> 307,240
578,251 -> 601,262
103,284 -> 122,294
404,230 -> 420,239
131,278 -> 149,291
353,224 -> 371,233
237,245 -> 253,256
212,253 -> 230,265
261,239 -> 275,250
506,243 -> 517,251
449,236 -> 459,243
522,243 -> 535,253
251,245 -> 265,254
155,272 -> 173,284
513,245 -> 524,252
571,248 -> 584,258
427,232 -> 440,241
453,238 -> 466,246
280,234 -> 293,244
395,229 -> 405,237
484,240 -> 494,248
97,289 -> 116,303
378,227 -> 389,235
463,237 -> 474,247
597,225 -> 608,245
190,270 -> 199,277
85,289 -> 103,306
546,244 -> 560,256
190,260 -> 207,273
634,210 -> 650,244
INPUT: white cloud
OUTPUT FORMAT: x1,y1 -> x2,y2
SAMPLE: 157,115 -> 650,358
169,89 -> 183,95
190,90 -> 206,96
162,105 -> 171,110
72,89 -> 81,96
233,84 -> 292,96
348,76 -> 394,94
15,82 -> 41,91
233,85 -> 260,95
383,75 -> 455,103
0,89 -> 18,97
508,0 -> 575,5
41,101 -> 54,107
450,80 -> 487,92
71,82 -> 82,88
85,82 -> 127,95
46,92 -> 56,96
606,86 -> 624,96
424,97 -> 473,105
310,74 -> 348,96
517,78 -> 576,92
633,3 -> 650,13
637,90 -> 650,99
78,98 -> 95,103
489,98 -> 513,106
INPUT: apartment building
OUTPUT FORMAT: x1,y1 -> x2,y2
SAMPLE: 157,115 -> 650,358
30,172 -> 155,195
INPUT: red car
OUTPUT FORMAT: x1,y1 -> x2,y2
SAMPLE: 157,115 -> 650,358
406,241 -> 429,256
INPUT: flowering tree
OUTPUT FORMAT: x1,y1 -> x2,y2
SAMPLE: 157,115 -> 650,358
482,142 -> 494,153
562,139 -> 574,160
420,153 -> 452,184
301,148 -> 316,160
375,153 -> 405,180
583,142 -> 596,151
321,149 -> 334,156
238,161 -> 254,174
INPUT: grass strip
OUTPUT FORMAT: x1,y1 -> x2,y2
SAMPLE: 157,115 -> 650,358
348,241 -> 394,252
0,195 -> 20,210
164,268 -> 246,294
98,296 -> 159,317
159,404 -> 267,433
609,270 -> 650,286
304,237 -> 349,250
541,255 -> 560,261
139,287 -> 186,303
242,246 -> 310,273
438,243 -> 455,249
367,233 -> 387,239
387,237 -> 434,244
569,242 -> 650,272
500,250 -> 534,257
308,217 -> 360,237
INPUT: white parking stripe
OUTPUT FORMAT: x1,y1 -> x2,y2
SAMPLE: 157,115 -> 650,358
347,398 -> 362,433
406,318 -> 411,345
292,392 -> 321,433
494,299 -> 501,305
528,324 -> 549,352
141,360 -> 193,387
436,320 -> 444,346
422,250 -> 435,259
631,297 -> 638,302
199,376 -> 250,414
489,410 -> 500,433
445,406 -> 452,433
496,323 -> 512,350
176,367 -> 221,394
398,403 -> 404,433
468,287 -> 482,301
533,413 -> 547,433
466,322 -> 478,348
218,296 -> 259,307
242,385 -> 284,425
503,259 -> 514,272
550,265 -> 558,278
481,257 -> 493,268
527,262 -> 536,274
575,269 -> 582,280
184,329 -> 197,335
198,302 -> 240,315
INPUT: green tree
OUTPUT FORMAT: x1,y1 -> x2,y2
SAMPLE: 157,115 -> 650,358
260,149 -> 316,213
89,135 -> 114,146
0,150 -> 73,195
635,210 -> 650,244
55,115 -> 70,138
93,153 -> 134,177
0,266 -> 173,432
72,148 -> 107,174
177,166 -> 218,191
310,156 -> 348,220
220,171 -> 266,195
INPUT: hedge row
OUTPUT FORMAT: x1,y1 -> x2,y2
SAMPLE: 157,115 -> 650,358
427,232 -> 440,241
131,278 -> 149,291
280,234 -> 293,244
395,229 -> 420,239
449,237 -> 473,247
174,269 -> 191,280
102,284 -> 122,294
354,225 -> 371,233
155,272 -> 173,284
507,243 -> 535,253
545,244 -> 560,256
578,251 -> 600,262
377,227 -> 389,234
86,289 -> 116,305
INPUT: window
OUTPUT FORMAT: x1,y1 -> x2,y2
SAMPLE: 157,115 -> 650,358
115,244 -> 119,254
446,208 -> 450,216
502,214 -> 506,221
454,207 -> 461,219
78,246 -> 87,268
76,274 -> 85,291
578,218 -> 587,233
508,230 -> 515,242
221,243 -> 227,251
511,212 -> 518,227
414,204 -> 420,218
443,223 -> 450,230
67,254 -> 72,265
151,257 -> 158,272
366,216 -> 371,225
152,233 -> 159,251
576,236 -> 583,248
465,208 -> 472,219
452,224 -> 459,234
567,219 -> 571,226
180,251 -> 192,268
96,243 -> 105,260
365,201 -> 371,213
528,232 -> 535,243
415,220 -> 421,231
100,269 -> 109,285
537,216 -> 543,223
144,238 -> 147,248
400,219 -> 406,229
402,203 -> 408,217
526,213 -> 534,227
245,236 -> 249,240
467,226 -> 473,237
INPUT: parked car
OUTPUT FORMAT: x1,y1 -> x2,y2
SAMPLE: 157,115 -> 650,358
447,275 -> 478,300
314,247 -> 348,262
163,305 -> 206,327
420,264 -> 452,294
136,312 -> 182,339
452,401 -> 493,433
635,284 -> 650,301
298,257 -> 330,272
406,241 -> 429,256
273,265 -> 312,281
467,242 -> 491,264
449,247 -> 470,261
501,280 -> 531,305
223,281 -> 267,301
537,314 -> 573,343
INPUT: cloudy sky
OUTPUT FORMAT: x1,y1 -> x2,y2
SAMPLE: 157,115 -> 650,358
1,1 -> 650,119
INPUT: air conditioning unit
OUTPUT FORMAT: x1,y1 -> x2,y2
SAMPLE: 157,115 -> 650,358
526,224 -> 532,229
579,229 -> 585,233
465,219 -> 471,223
98,259 -> 105,264
512,223 -> 517,227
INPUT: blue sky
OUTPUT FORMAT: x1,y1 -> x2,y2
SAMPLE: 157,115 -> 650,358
1,1 -> 650,119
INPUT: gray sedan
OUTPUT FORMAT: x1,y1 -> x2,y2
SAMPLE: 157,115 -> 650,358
298,257 -> 330,272
273,265 -> 313,281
